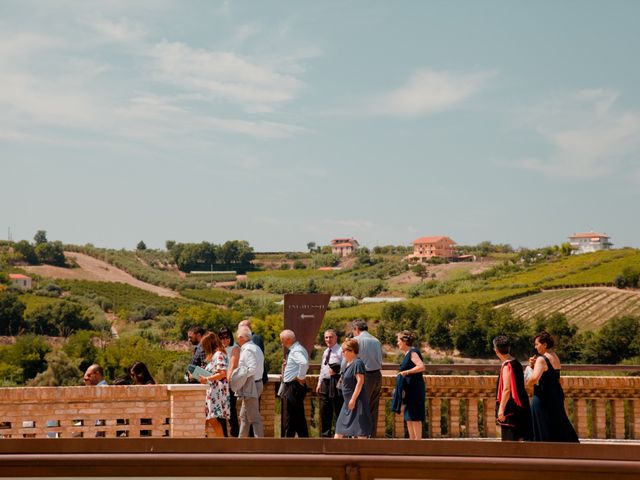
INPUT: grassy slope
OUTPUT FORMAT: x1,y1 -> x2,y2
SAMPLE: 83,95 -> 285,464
19,293 -> 65,316
326,288 -> 532,321
487,250 -> 634,288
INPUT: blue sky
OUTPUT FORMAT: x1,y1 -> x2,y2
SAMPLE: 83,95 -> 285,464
2,1 -> 639,251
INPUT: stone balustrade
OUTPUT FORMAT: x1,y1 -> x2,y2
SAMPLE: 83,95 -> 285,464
1,375 -> 639,440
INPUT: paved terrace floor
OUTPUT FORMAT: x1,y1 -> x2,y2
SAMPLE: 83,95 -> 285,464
1,438 -> 640,480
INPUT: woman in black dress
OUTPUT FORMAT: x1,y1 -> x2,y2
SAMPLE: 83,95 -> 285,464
396,330 -> 425,439
526,331 -> 578,442
334,339 -> 373,438
493,335 -> 532,441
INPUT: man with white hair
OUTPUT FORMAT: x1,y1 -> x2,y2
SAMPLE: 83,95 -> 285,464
279,329 -> 309,437
235,325 -> 265,437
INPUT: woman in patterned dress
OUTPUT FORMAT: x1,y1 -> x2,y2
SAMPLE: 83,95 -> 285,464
198,332 -> 230,438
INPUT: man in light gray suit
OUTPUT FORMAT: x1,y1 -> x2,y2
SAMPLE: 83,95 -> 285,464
352,319 -> 383,437
235,326 -> 265,437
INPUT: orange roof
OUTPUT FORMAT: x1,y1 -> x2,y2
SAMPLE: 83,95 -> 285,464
412,236 -> 455,245
331,238 -> 357,244
9,273 -> 31,280
569,231 -> 609,239
332,243 -> 355,248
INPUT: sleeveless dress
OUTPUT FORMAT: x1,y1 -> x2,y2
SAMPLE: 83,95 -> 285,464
335,358 -> 373,437
400,347 -> 425,422
531,356 -> 578,442
205,351 -> 230,420
495,358 -> 533,441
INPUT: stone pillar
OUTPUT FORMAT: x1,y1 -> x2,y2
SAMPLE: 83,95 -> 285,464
593,398 -> 607,439
467,398 -> 478,438
633,399 -> 640,440
393,407 -> 405,438
261,379 -> 276,438
429,398 -> 441,438
167,384 -> 207,438
483,398 -> 496,438
574,398 -> 589,438
611,398 -> 625,439
449,398 -> 460,438
375,393 -> 388,438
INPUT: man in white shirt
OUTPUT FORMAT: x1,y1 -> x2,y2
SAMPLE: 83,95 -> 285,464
279,329 -> 309,438
235,326 -> 265,437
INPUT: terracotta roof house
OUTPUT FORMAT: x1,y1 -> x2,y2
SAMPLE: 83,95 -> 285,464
9,273 -> 32,290
410,236 -> 456,261
330,238 -> 359,257
568,231 -> 613,254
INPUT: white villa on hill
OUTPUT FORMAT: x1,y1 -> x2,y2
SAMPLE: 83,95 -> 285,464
569,231 -> 613,254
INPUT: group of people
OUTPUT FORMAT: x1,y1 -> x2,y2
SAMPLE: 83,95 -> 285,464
187,320 -> 267,438
493,331 -> 579,442
316,320 -> 427,439
82,320 -> 579,443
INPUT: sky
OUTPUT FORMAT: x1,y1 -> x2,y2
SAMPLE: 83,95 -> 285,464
2,0 -> 640,251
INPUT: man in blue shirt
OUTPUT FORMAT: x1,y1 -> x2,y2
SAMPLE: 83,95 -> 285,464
279,329 -> 309,438
352,319 -> 383,437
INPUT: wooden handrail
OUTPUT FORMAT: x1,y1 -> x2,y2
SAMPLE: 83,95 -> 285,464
1,438 -> 639,479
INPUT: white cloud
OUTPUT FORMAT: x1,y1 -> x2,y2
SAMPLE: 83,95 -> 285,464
148,41 -> 304,112
114,95 -> 310,140
0,32 -> 62,64
230,23 -> 263,46
81,14 -> 147,42
515,89 -> 640,179
373,69 -> 495,117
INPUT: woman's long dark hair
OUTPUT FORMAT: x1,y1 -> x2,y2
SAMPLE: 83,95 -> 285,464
129,361 -> 156,385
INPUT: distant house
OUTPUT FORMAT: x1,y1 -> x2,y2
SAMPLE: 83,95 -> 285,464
569,231 -> 613,254
330,238 -> 359,257
410,236 -> 456,261
9,273 -> 32,290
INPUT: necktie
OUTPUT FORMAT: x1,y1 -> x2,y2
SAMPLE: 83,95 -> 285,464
324,348 -> 330,365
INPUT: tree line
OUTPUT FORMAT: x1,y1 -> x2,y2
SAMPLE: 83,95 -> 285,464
167,240 -> 255,273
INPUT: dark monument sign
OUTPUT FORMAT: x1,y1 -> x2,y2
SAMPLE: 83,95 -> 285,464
283,293 -> 331,355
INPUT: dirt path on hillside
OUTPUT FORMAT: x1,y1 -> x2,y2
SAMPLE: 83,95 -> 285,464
23,252 -> 180,298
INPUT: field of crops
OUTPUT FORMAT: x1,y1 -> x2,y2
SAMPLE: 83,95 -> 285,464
18,293 -> 65,316
248,269 -> 337,279
487,250 -> 634,289
57,280 -> 191,314
180,288 -> 242,305
544,251 -> 640,287
325,287 -> 533,321
500,288 -> 640,330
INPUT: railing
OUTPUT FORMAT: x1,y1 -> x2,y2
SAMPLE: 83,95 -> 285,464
1,374 -> 639,440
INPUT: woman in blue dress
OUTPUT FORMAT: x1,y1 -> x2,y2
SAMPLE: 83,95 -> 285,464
397,330 -> 426,439
334,339 -> 373,438
526,331 -> 578,442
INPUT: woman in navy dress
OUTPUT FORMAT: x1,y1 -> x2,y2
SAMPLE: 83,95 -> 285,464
526,331 -> 578,442
334,339 -> 373,438
397,330 -> 425,440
